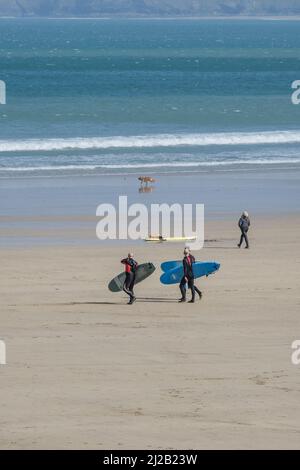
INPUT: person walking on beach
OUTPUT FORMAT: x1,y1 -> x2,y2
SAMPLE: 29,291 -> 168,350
121,253 -> 138,305
238,211 -> 251,249
179,248 -> 202,303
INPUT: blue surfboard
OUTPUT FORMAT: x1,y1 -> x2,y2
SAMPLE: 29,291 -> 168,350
161,260 -> 182,273
160,261 -> 220,285
161,260 -> 221,274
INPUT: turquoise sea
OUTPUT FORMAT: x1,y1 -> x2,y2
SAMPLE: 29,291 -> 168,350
1,18 -> 300,176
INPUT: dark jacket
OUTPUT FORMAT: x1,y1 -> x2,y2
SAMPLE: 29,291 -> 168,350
183,254 -> 195,279
239,216 -> 250,232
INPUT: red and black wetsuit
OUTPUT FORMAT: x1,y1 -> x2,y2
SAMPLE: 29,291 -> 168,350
121,258 -> 138,302
179,254 -> 202,302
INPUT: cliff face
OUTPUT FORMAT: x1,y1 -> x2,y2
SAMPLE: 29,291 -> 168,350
1,0 -> 300,17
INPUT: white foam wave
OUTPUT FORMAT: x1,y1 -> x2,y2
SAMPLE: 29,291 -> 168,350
1,158 -> 300,172
1,130 -> 300,152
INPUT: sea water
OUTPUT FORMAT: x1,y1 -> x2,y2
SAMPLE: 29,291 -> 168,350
1,18 -> 300,177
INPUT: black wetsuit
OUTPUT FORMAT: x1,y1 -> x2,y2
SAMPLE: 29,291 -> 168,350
121,258 -> 138,303
179,254 -> 202,302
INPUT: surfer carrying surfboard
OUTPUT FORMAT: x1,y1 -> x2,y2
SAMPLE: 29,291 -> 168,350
179,248 -> 202,303
121,253 -> 138,305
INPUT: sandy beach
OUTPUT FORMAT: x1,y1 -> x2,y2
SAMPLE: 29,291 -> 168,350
1,15 -> 300,451
1,213 -> 300,449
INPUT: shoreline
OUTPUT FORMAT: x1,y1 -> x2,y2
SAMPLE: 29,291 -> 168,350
1,164 -> 300,179
1,167 -> 299,248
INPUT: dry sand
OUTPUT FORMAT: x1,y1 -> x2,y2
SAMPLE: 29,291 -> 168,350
1,215 -> 300,449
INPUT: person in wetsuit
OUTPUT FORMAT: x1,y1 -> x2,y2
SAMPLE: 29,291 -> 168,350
238,211 -> 251,249
121,253 -> 138,305
179,247 -> 202,303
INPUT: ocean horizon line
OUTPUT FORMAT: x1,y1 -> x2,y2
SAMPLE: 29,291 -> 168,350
1,16 -> 300,21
